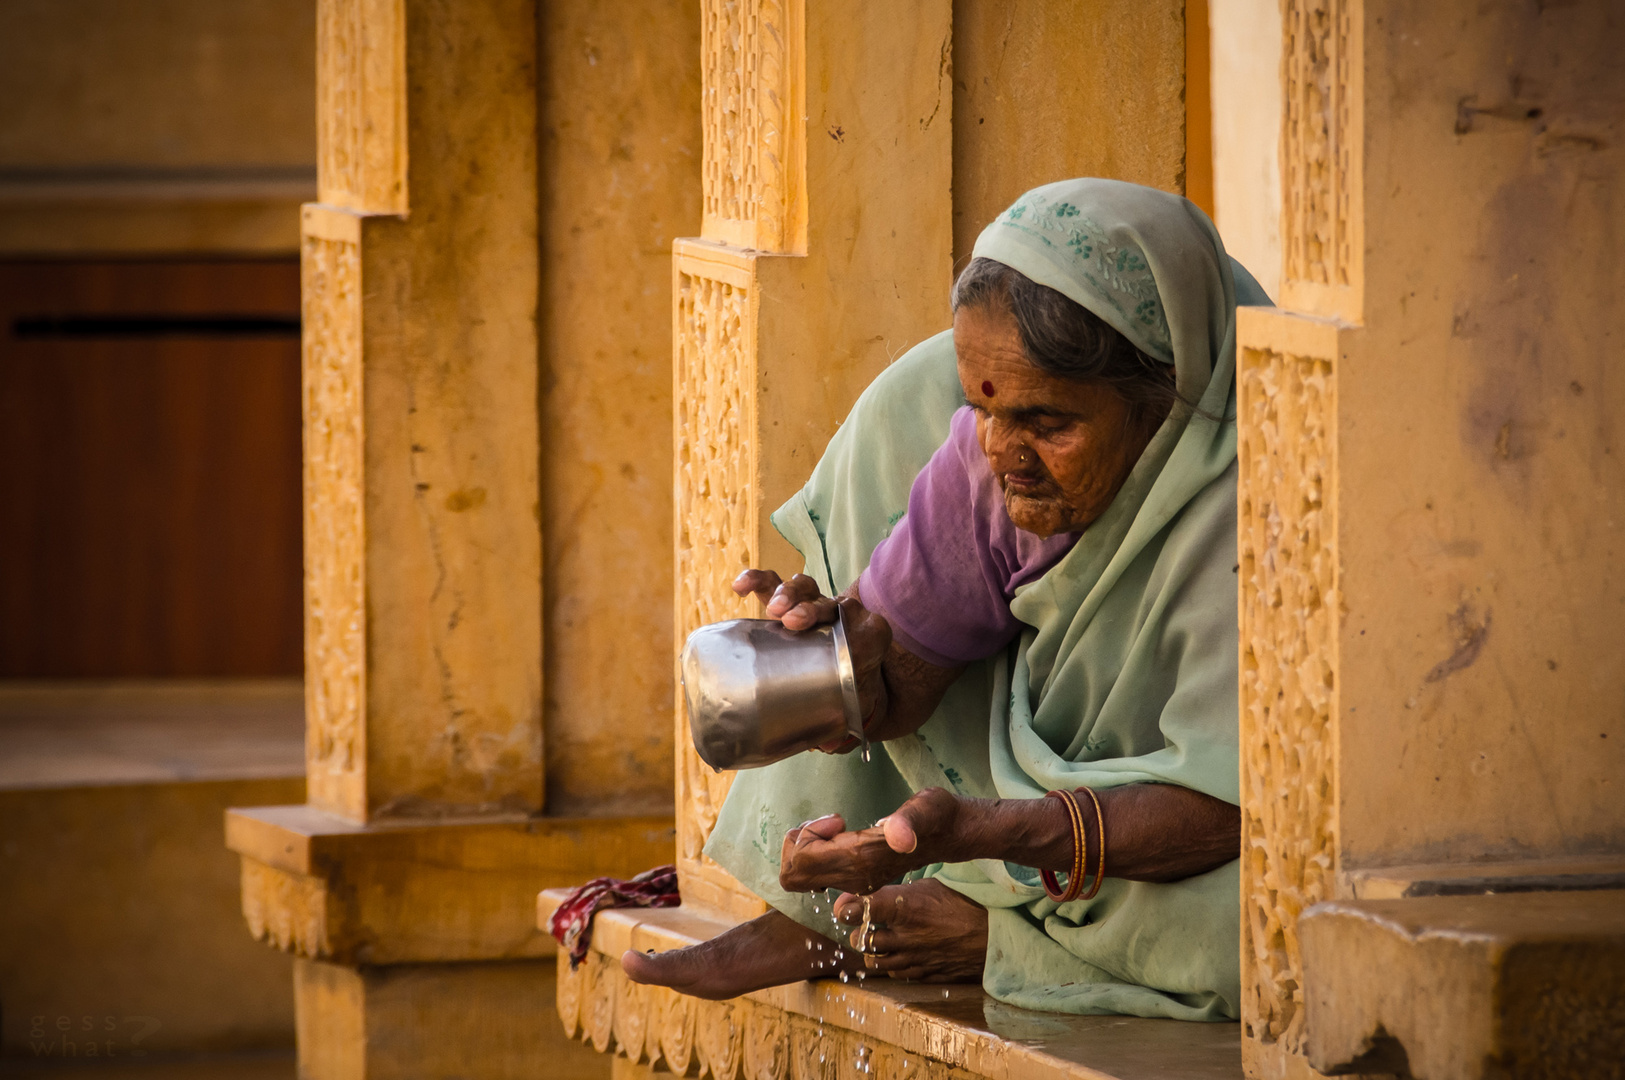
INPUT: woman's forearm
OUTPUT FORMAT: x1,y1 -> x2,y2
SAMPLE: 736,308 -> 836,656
780,783 -> 1238,896
951,784 -> 1239,884
866,641 -> 963,741
839,579 -> 963,743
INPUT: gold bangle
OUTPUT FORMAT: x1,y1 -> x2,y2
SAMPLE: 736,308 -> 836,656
1040,790 -> 1087,903
1075,786 -> 1107,901
1039,791 -> 1069,901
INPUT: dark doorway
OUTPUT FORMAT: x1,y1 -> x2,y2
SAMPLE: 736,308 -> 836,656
0,259 -> 303,677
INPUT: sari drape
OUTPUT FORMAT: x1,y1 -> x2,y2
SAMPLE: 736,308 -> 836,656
706,179 -> 1271,1018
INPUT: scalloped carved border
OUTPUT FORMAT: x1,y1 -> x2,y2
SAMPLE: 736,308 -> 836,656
1237,333 -> 1340,1057
241,858 -> 333,959
556,954 -> 974,1080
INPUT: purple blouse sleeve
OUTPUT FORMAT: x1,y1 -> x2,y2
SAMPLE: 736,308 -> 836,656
858,407 -> 1079,667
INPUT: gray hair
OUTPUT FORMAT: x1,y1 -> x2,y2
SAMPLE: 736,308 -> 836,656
950,258 -> 1185,427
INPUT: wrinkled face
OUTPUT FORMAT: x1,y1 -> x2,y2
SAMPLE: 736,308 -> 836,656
954,302 -> 1155,538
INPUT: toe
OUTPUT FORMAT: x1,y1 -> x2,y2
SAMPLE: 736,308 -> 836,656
620,947 -> 668,986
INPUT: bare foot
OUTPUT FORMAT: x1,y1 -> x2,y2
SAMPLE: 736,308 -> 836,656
833,880 -> 987,982
621,909 -> 861,1000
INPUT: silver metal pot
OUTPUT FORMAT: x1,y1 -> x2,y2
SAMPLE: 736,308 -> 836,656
680,609 -> 864,771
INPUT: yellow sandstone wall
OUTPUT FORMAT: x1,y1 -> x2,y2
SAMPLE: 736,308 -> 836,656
951,0 -> 1191,263
1209,0 -> 1283,298
1238,2 -> 1624,1072
1,778 -> 304,1057
1336,0 -> 1624,867
0,0 -> 315,254
538,0 -> 702,818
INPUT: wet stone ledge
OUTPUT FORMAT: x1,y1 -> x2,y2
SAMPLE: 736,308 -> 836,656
540,890 -> 1244,1080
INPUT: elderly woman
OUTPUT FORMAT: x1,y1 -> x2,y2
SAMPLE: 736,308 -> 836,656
626,178 -> 1269,1019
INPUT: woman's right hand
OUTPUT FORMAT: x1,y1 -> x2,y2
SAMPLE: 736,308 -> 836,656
732,570 -> 838,631
732,570 -> 892,748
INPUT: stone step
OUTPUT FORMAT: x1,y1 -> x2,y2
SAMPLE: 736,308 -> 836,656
1300,890 -> 1625,1079
0,681 -> 306,1062
1341,855 -> 1625,901
0,1050 -> 295,1080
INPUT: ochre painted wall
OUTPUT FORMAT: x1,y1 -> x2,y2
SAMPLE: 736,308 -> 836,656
537,0 -> 702,817
0,777 -> 304,1056
1338,0 -> 1625,866
951,0 -> 1190,265
1209,0 -> 1282,299
0,0 -> 314,170
0,0 -> 315,254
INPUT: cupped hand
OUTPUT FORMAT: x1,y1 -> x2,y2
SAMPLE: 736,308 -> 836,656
778,788 -> 964,895
732,569 -> 892,745
833,880 -> 988,982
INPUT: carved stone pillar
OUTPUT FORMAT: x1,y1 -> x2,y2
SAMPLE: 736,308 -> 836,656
1236,3 -> 1365,1074
671,0 -> 954,920
301,0 -> 545,826
1239,1 -> 1625,1076
227,1 -> 676,1076
1237,305 -> 1354,1079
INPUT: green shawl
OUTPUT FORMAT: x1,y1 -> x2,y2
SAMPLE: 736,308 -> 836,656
705,179 -> 1271,1019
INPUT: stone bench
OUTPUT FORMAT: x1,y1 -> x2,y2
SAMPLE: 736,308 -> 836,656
538,889 -> 1245,1080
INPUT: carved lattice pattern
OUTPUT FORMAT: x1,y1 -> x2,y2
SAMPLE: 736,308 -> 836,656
1237,344 -> 1339,1053
1283,0 -> 1352,288
558,953 -> 964,1080
701,0 -> 796,250
302,233 -> 367,818
674,266 -> 761,911
316,0 -> 363,205
315,0 -> 404,212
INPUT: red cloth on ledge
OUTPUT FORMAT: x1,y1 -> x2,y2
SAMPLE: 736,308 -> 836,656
546,864 -> 680,968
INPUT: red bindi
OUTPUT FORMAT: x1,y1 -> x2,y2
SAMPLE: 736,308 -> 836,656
981,380 -> 996,398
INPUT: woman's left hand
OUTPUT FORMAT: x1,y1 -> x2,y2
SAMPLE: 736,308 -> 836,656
779,788 -> 964,895
781,780 -> 1241,899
